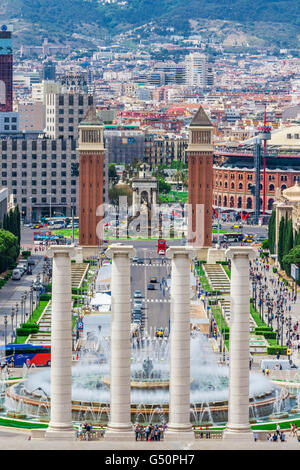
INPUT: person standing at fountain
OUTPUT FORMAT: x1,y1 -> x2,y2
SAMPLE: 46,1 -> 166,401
135,424 -> 140,441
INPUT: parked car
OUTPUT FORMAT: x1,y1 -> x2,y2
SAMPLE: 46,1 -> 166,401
12,269 -> 22,280
16,264 -> 26,276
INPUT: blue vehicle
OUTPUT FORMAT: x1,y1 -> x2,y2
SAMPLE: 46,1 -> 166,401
0,344 -> 51,367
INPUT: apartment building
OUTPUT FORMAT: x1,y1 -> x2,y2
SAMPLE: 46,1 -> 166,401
45,92 -> 94,140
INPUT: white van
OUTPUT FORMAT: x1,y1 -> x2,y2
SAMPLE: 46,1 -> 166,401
12,269 -> 22,280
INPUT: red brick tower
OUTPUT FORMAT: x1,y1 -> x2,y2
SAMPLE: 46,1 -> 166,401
78,107 -> 104,247
0,25 -> 13,112
187,106 -> 213,247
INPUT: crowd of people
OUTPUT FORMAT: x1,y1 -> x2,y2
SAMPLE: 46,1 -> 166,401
250,255 -> 298,354
134,423 -> 166,441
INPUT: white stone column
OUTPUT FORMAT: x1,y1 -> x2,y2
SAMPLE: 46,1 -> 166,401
105,243 -> 136,440
45,245 -> 75,440
223,246 -> 255,440
165,247 -> 195,441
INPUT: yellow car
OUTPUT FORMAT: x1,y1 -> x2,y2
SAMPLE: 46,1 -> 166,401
155,329 -> 164,337
150,277 -> 158,283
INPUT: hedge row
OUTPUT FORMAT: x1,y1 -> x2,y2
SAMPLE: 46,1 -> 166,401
39,294 -> 51,301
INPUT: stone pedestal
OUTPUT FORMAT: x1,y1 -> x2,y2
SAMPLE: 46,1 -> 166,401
223,247 -> 255,440
207,245 -> 226,264
45,246 -> 75,440
104,244 -> 135,441
164,247 -> 195,442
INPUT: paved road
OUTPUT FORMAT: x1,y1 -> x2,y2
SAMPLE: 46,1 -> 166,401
131,244 -> 171,336
0,254 -> 45,342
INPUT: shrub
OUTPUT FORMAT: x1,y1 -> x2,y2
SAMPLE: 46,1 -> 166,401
272,267 -> 277,273
16,325 -> 39,336
39,294 -> 51,301
267,346 -> 287,355
21,250 -> 31,259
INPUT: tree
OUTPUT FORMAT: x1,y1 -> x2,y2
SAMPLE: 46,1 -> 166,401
108,164 -> 119,185
277,216 -> 285,267
282,245 -> 300,284
268,210 -> 276,254
0,229 -> 19,273
158,178 -> 171,194
108,184 -> 133,207
283,218 -> 294,275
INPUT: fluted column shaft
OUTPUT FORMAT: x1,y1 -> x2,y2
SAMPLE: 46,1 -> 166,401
223,247 -> 254,440
46,246 -> 75,440
105,244 -> 135,440
165,247 -> 194,441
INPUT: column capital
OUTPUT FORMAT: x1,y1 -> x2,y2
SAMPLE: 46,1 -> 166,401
225,246 -> 255,261
47,245 -> 76,258
105,243 -> 136,259
166,246 -> 196,260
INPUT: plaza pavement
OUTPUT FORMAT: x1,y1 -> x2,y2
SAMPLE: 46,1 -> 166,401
0,427 -> 299,450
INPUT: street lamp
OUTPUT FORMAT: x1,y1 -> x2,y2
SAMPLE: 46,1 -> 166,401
20,294 -> 24,324
30,284 -> 34,322
15,303 -> 19,330
24,292 -> 28,324
4,314 -> 7,345
10,308 -> 15,343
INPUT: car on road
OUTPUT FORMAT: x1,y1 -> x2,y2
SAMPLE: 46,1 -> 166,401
12,269 -> 22,280
149,277 -> 158,283
134,290 -> 143,298
212,223 -> 222,230
155,329 -> 166,338
231,224 -> 243,230
132,317 -> 141,324
148,283 -> 155,290
16,264 -> 26,276
158,250 -> 165,255
132,256 -> 143,264
255,235 -> 267,242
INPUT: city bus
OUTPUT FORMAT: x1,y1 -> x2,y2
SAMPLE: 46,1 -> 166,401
0,344 -> 51,367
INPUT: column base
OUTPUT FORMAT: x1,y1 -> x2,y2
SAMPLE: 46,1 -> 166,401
164,425 -> 195,442
223,426 -> 253,440
45,424 -> 76,440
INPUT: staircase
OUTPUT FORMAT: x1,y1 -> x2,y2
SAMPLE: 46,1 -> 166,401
26,301 -> 52,345
203,264 -> 231,293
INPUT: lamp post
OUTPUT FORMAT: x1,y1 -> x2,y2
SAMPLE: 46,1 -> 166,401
24,292 -> 28,324
10,308 -> 15,343
30,284 -> 33,321
4,314 -> 7,345
20,294 -> 24,324
15,303 -> 19,331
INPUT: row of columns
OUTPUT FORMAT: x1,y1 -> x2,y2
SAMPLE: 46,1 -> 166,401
44,244 -> 254,441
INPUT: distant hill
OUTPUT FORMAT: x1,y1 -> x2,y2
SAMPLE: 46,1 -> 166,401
1,0 -> 300,49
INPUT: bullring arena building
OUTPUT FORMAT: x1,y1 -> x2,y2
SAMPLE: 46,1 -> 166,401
213,125 -> 300,217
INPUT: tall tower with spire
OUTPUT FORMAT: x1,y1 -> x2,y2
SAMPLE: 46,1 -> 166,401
187,106 -> 213,247
78,106 -> 105,247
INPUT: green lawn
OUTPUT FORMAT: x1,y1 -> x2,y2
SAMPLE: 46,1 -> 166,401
55,228 -> 79,238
